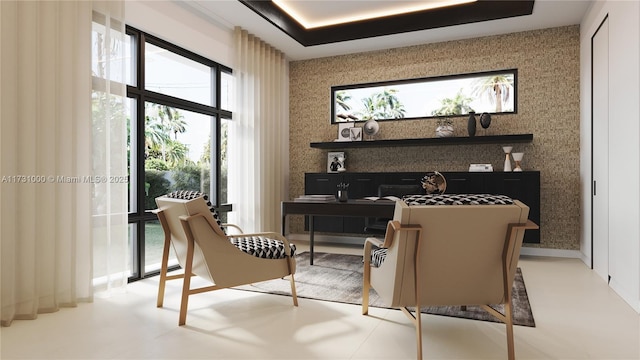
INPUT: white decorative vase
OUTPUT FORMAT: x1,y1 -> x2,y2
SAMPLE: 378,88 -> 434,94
502,146 -> 512,172
512,152 -> 524,172
435,125 -> 454,138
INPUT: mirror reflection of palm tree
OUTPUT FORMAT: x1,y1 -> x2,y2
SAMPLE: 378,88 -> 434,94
335,90 -> 352,112
376,88 -> 405,119
472,75 -> 513,113
432,89 -> 474,116
357,88 -> 406,120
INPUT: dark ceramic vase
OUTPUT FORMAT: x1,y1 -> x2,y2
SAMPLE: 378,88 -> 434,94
467,112 -> 477,137
480,112 -> 492,129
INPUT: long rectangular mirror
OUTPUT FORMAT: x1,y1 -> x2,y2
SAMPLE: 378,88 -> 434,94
331,69 -> 517,123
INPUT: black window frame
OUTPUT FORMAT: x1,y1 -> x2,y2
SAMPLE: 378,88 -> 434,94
126,26 -> 233,281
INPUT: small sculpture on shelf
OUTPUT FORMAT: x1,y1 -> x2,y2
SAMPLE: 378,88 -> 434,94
512,152 -> 524,171
435,118 -> 454,138
480,112 -> 492,131
467,112 -> 477,137
363,119 -> 380,141
502,146 -> 513,172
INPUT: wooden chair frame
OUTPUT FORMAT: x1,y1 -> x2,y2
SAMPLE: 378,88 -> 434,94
363,211 -> 538,360
154,199 -> 298,326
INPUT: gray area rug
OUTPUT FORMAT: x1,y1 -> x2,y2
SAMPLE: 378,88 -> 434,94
235,252 -> 535,327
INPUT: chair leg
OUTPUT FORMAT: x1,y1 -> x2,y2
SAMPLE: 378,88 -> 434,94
362,239 -> 377,315
285,256 -> 298,306
178,219 -> 196,326
415,309 -> 422,360
156,211 -> 172,308
504,299 -> 515,360
289,272 -> 299,306
362,262 -> 371,315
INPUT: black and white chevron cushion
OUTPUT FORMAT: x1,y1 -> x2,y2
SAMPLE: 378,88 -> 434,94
165,190 -> 226,234
371,247 -> 387,268
230,236 -> 296,259
403,193 -> 514,206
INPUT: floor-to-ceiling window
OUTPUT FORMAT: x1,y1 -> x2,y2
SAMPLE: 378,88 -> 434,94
125,26 -> 232,280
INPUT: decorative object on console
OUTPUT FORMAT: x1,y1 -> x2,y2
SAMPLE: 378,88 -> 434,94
337,122 -> 354,142
337,182 -> 349,202
502,146 -> 513,172
363,119 -> 380,141
512,152 -> 524,171
435,118 -> 454,138
467,111 -> 477,137
328,151 -> 345,173
480,112 -> 492,130
469,164 -> 494,172
349,127 -> 362,141
294,194 -> 335,202
420,171 -> 447,194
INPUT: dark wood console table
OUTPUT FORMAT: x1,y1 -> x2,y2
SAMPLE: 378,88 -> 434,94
305,171 -> 541,243
281,200 -> 395,265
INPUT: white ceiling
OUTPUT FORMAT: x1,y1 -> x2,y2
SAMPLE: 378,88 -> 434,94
181,0 -> 593,61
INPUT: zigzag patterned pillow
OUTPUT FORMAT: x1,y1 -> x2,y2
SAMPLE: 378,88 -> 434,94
230,236 -> 296,259
165,190 -> 226,234
370,247 -> 387,268
403,193 -> 514,206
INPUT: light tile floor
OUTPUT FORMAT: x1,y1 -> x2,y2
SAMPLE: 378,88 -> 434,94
1,243 -> 639,360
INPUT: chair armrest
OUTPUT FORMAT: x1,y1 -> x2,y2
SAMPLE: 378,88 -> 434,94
222,223 -> 244,234
514,220 -> 539,230
363,237 -> 384,267
364,237 -> 384,248
380,221 -> 422,248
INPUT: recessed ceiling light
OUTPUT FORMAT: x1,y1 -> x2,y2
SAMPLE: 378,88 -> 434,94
272,0 -> 478,29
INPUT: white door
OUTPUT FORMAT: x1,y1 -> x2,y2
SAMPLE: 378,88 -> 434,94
592,17 -> 609,282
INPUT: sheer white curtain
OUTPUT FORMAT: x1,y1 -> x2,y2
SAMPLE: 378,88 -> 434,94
0,0 -> 126,327
229,27 -> 289,233
90,1 -> 128,296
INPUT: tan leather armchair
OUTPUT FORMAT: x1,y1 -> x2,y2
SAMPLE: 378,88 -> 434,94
362,195 -> 538,360
154,194 -> 298,325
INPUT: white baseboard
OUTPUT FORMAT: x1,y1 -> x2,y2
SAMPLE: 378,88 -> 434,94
289,233 -> 584,259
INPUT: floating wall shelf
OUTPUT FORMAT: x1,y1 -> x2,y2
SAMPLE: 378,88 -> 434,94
310,134 -> 533,149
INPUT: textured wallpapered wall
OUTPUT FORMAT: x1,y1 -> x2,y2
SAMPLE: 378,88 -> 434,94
288,26 -> 580,250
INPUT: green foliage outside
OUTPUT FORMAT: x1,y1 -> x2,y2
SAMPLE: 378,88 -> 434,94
144,169 -> 171,209
145,158 -> 169,171
143,103 -> 226,210
172,163 -> 204,193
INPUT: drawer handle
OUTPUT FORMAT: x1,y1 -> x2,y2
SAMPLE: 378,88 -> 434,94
316,179 -> 329,182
